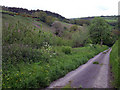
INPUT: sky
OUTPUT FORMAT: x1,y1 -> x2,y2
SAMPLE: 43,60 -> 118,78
0,0 -> 120,18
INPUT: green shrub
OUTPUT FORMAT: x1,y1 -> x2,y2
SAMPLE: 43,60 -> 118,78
2,44 -> 43,70
71,28 -> 89,47
45,16 -> 54,26
70,25 -> 78,32
62,46 -> 72,54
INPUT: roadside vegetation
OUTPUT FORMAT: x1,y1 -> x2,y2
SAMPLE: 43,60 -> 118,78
2,44 -> 108,88
1,7 -> 118,88
110,40 -> 120,88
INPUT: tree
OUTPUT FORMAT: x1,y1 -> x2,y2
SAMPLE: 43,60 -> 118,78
45,16 -> 54,26
70,25 -> 78,32
39,11 -> 47,22
52,21 -> 63,36
71,28 -> 89,47
89,17 -> 111,46
32,11 -> 47,22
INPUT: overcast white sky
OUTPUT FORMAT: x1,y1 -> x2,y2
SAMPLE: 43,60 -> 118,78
0,0 -> 119,18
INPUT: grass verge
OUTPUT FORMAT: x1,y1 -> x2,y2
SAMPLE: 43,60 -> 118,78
110,40 -> 120,88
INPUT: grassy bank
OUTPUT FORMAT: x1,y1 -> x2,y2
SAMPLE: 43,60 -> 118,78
110,40 -> 120,88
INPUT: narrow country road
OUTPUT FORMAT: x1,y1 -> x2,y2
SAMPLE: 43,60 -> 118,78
48,48 -> 112,88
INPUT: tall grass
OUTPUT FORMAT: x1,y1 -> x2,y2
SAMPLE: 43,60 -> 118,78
110,40 -> 120,88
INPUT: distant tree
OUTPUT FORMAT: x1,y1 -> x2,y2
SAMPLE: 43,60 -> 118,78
32,11 -> 47,22
103,30 -> 118,46
63,19 -> 70,23
89,17 -> 111,46
52,22 -> 63,36
69,19 -> 90,26
32,12 -> 39,17
71,30 -> 89,47
70,25 -> 78,32
70,19 -> 75,24
39,11 -> 47,22
45,16 -> 54,26
74,19 -> 80,25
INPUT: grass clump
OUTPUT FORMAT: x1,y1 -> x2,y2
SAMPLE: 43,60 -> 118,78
103,52 -> 107,54
79,85 -> 82,88
93,61 -> 99,64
